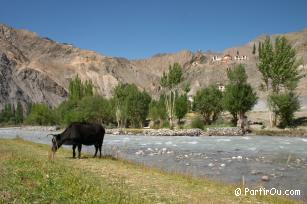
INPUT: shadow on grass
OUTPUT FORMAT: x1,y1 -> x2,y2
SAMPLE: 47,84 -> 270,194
100,154 -> 118,160
64,154 -> 119,160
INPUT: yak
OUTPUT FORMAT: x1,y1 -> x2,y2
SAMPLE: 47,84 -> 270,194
48,122 -> 105,159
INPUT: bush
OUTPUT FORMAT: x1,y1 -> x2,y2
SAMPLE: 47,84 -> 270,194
162,120 -> 170,129
269,92 -> 300,128
175,94 -> 188,122
193,85 -> 223,125
191,116 -> 204,130
55,96 -> 115,125
25,104 -> 56,125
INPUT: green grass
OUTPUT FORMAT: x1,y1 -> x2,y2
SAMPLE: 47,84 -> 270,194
252,129 -> 307,137
0,138 -> 300,204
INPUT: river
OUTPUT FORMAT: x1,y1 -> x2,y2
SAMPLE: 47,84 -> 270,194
0,127 -> 306,200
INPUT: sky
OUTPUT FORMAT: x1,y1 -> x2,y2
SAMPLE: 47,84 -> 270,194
1,0 -> 307,59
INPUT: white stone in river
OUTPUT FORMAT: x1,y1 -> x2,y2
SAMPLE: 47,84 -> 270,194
251,170 -> 258,175
208,163 -> 214,167
135,150 -> 144,155
184,154 -> 188,158
220,163 -> 226,167
261,175 -> 270,181
237,156 -> 243,160
167,151 -> 173,154
185,163 -> 190,166
147,148 -> 153,151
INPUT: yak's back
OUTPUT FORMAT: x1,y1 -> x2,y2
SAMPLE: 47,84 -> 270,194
64,122 -> 105,145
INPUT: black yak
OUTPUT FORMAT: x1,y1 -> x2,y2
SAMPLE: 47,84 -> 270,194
48,122 -> 105,159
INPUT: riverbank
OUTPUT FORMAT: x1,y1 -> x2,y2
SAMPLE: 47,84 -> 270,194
0,139 -> 298,203
106,127 -> 245,136
1,125 -> 307,137
252,128 -> 307,137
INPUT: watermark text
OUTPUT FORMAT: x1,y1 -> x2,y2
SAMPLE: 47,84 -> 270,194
234,187 -> 301,197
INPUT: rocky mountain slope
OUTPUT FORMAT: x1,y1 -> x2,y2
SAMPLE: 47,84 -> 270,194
0,24 -> 306,111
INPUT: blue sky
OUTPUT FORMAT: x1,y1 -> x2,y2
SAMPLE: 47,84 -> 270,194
1,0 -> 307,59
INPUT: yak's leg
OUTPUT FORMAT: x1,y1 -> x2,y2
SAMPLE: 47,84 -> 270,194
98,143 -> 102,158
77,144 -> 82,159
72,144 -> 77,158
94,145 -> 98,158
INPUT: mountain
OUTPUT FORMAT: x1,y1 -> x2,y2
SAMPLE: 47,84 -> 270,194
0,24 -> 307,112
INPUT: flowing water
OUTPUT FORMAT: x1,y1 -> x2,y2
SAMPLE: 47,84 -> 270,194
0,127 -> 306,200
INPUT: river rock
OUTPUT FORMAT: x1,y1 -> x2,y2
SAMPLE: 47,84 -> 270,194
261,175 -> 270,181
106,128 -> 246,136
143,128 -> 204,136
207,127 -> 243,136
135,150 -> 144,155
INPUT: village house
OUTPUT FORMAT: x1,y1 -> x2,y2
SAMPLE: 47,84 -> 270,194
211,55 -> 222,62
222,54 -> 232,63
234,55 -> 248,60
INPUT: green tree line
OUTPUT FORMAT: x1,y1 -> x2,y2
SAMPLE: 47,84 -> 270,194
0,102 -> 24,125
2,35 -> 302,129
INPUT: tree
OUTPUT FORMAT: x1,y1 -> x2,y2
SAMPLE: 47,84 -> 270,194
26,104 -> 56,125
258,42 -> 262,56
252,43 -> 256,55
126,90 -> 151,127
269,92 -> 300,128
149,96 -> 167,128
56,99 -> 79,124
223,64 -> 258,128
78,96 -> 114,125
113,84 -> 137,127
175,94 -> 188,123
15,101 -> 24,124
0,103 -> 15,124
113,84 -> 151,128
257,36 -> 302,127
193,85 -> 223,125
160,63 -> 183,128
68,75 -> 94,100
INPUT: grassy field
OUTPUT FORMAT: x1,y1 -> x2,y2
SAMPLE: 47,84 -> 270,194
0,138 -> 300,204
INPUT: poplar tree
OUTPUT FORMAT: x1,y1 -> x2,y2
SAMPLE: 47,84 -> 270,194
15,101 -> 24,124
257,36 -> 302,127
160,63 -> 183,129
223,64 -> 258,128
252,43 -> 256,54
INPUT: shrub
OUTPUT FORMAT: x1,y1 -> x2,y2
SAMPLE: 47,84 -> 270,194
191,116 -> 204,130
25,104 -> 56,125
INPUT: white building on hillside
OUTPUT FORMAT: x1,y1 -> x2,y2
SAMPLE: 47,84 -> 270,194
212,56 -> 222,62
234,55 -> 248,60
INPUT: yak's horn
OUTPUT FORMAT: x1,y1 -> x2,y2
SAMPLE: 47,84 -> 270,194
46,134 -> 55,138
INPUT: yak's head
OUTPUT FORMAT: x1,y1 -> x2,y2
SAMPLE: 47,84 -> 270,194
47,134 -> 62,159
51,134 -> 62,152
